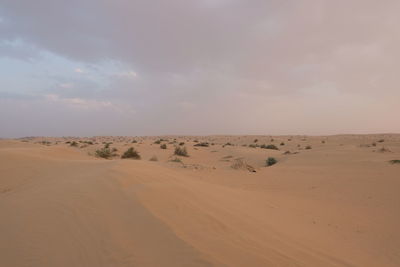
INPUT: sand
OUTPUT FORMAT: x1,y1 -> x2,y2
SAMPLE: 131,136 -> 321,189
1,134 -> 399,266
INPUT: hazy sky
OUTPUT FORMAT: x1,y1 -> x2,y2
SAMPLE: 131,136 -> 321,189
1,0 -> 399,137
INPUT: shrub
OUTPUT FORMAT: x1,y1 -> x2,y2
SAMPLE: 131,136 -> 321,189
377,147 -> 391,153
321,140 -> 326,144
160,144 -> 167,149
194,142 -> 209,147
266,157 -> 277,166
132,140 -> 138,143
40,141 -> 51,145
280,142 -> 285,146
305,145 -> 312,150
377,139 -> 385,143
174,146 -> 189,157
223,142 -> 233,147
154,140 -> 161,144
249,144 -> 258,148
179,142 -> 185,146
261,144 -> 278,150
95,148 -> 115,159
231,158 -> 256,172
254,139 -> 258,143
121,147 -> 141,159
70,141 -> 78,147
389,159 -> 400,164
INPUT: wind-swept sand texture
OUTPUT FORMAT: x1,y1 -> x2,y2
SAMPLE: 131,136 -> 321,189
1,135 -> 399,266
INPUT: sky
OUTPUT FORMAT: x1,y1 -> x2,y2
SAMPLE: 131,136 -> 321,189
0,0 -> 399,137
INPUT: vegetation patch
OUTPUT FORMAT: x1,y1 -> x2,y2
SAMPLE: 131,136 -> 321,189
70,141 -> 79,147
95,147 -> 117,159
160,144 -> 167,149
260,144 -> 279,150
170,157 -> 183,163
231,159 -> 256,172
222,142 -> 233,147
389,159 -> 400,164
194,142 -> 209,147
174,146 -> 189,157
121,147 -> 141,159
266,157 -> 278,166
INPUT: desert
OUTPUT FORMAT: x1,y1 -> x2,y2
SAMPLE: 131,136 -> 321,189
1,134 -> 399,266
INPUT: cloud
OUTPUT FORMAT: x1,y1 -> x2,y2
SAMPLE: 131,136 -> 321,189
74,68 -> 85,73
44,94 -> 134,113
0,0 -> 400,136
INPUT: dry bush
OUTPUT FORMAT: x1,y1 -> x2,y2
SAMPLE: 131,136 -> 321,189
121,147 -> 141,159
231,159 -> 256,172
174,146 -> 189,157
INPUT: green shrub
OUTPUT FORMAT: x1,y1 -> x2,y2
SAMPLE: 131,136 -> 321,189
266,157 -> 277,166
154,140 -> 161,144
389,159 -> 400,164
174,146 -> 189,157
121,147 -> 141,159
95,148 -> 115,159
261,144 -> 278,150
160,144 -> 167,149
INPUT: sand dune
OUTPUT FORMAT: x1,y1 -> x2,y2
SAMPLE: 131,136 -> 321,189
1,135 -> 399,266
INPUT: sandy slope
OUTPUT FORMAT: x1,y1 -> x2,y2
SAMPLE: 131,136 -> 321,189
0,135 -> 399,266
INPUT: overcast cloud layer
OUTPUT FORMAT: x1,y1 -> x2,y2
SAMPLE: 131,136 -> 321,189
0,0 -> 399,137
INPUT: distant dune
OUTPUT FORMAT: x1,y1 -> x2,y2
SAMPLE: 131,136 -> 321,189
1,134 -> 399,266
